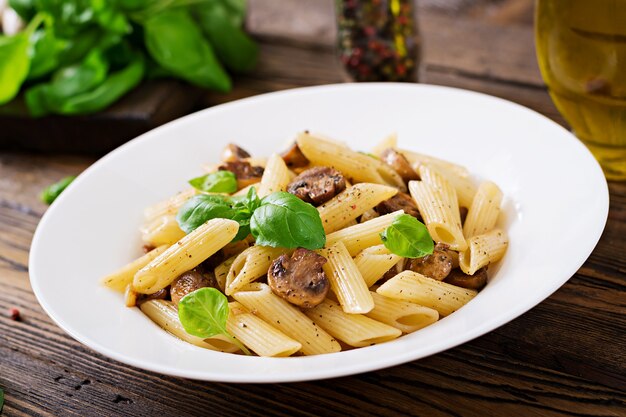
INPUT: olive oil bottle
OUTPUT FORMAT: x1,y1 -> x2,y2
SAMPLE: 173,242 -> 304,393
536,0 -> 626,180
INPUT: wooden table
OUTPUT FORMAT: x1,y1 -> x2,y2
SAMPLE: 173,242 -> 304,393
1,1 -> 625,415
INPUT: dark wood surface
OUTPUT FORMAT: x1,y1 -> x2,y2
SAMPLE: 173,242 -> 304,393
1,1 -> 625,416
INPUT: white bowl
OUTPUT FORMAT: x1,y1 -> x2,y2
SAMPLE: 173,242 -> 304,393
29,83 -> 609,382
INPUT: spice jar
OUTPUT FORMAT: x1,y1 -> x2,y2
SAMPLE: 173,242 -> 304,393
336,0 -> 420,82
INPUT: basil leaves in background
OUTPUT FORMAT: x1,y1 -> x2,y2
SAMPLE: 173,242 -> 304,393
381,214 -> 434,258
251,192 -> 326,250
178,287 -> 251,355
189,170 -> 238,194
177,189 -> 326,250
40,176 -> 76,204
0,0 -> 258,114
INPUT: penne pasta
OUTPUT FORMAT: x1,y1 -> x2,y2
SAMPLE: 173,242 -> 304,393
257,153 -> 292,197
463,181 -> 503,238
325,210 -> 403,256
353,244 -> 402,287
459,228 -> 508,275
226,302 -> 301,357
419,163 -> 477,209
400,148 -> 470,178
318,183 -> 398,233
141,214 -> 186,247
101,245 -> 169,292
371,132 -> 398,156
321,241 -> 374,314
409,180 -> 467,251
296,132 -> 405,189
214,255 -> 236,292
377,271 -> 477,317
366,292 -> 439,333
140,300 -> 240,352
233,283 -> 341,355
134,219 -> 239,294
225,245 -> 285,295
304,299 -> 401,347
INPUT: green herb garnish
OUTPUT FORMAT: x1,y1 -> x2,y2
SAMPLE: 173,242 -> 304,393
0,387 -> 4,413
380,214 -> 434,258
178,287 -> 250,355
188,170 -> 237,194
40,176 -> 76,205
250,192 -> 326,250
177,189 -> 326,250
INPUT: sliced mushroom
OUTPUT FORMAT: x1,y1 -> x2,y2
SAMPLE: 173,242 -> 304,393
136,288 -> 169,305
287,166 -> 346,206
268,248 -> 329,308
281,142 -> 309,168
380,148 -> 419,183
218,160 -> 264,188
221,143 -> 251,163
444,267 -> 488,290
405,243 -> 454,281
170,271 -> 218,305
375,192 -> 422,220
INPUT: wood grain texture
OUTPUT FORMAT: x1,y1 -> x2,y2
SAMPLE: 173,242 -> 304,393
1,1 -> 625,416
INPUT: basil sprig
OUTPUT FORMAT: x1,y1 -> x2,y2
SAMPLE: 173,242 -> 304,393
178,288 -> 250,355
176,189 -> 326,250
40,175 -> 76,204
381,214 -> 434,258
188,170 -> 237,193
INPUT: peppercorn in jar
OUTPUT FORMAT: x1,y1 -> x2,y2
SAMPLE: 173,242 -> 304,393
336,0 -> 420,82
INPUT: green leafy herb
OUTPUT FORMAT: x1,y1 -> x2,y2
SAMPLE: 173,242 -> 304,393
40,175 -> 76,204
189,170 -> 237,193
144,8 -> 231,91
251,192 -> 326,250
176,186 -> 260,241
195,3 -> 258,73
178,287 -> 250,355
380,214 -> 434,258
0,13 -> 43,105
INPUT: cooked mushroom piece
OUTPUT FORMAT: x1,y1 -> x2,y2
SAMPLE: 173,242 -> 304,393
221,143 -> 251,163
375,192 -> 422,220
218,160 -> 264,188
268,248 -> 330,308
136,288 -> 169,305
170,271 -> 218,305
380,148 -> 419,183
405,243 -> 454,281
281,142 -> 309,168
445,267 -> 488,290
286,166 -> 346,206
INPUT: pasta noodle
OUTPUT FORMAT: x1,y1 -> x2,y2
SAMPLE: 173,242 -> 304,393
257,153 -> 292,197
141,214 -> 186,247
134,218 -> 239,294
144,188 -> 197,223
463,181 -> 503,238
325,210 -> 403,256
321,241 -> 374,314
101,245 -> 169,292
225,245 -> 285,295
409,180 -> 467,251
233,283 -> 341,355
366,292 -> 439,333
318,183 -> 398,233
304,299 -> 401,347
353,244 -> 401,287
226,302 -> 301,357
459,228 -> 508,275
419,163 -> 477,209
377,271 -> 477,317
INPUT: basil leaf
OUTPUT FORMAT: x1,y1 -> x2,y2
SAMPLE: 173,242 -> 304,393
380,214 -> 434,258
188,170 -> 237,193
178,287 -> 229,338
176,194 -> 235,234
178,287 -> 251,355
40,176 -> 76,204
251,192 -> 326,250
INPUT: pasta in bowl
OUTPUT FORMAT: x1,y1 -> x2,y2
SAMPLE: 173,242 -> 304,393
102,131 -> 508,357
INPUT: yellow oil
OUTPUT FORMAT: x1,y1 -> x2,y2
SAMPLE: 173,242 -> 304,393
536,0 -> 626,180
